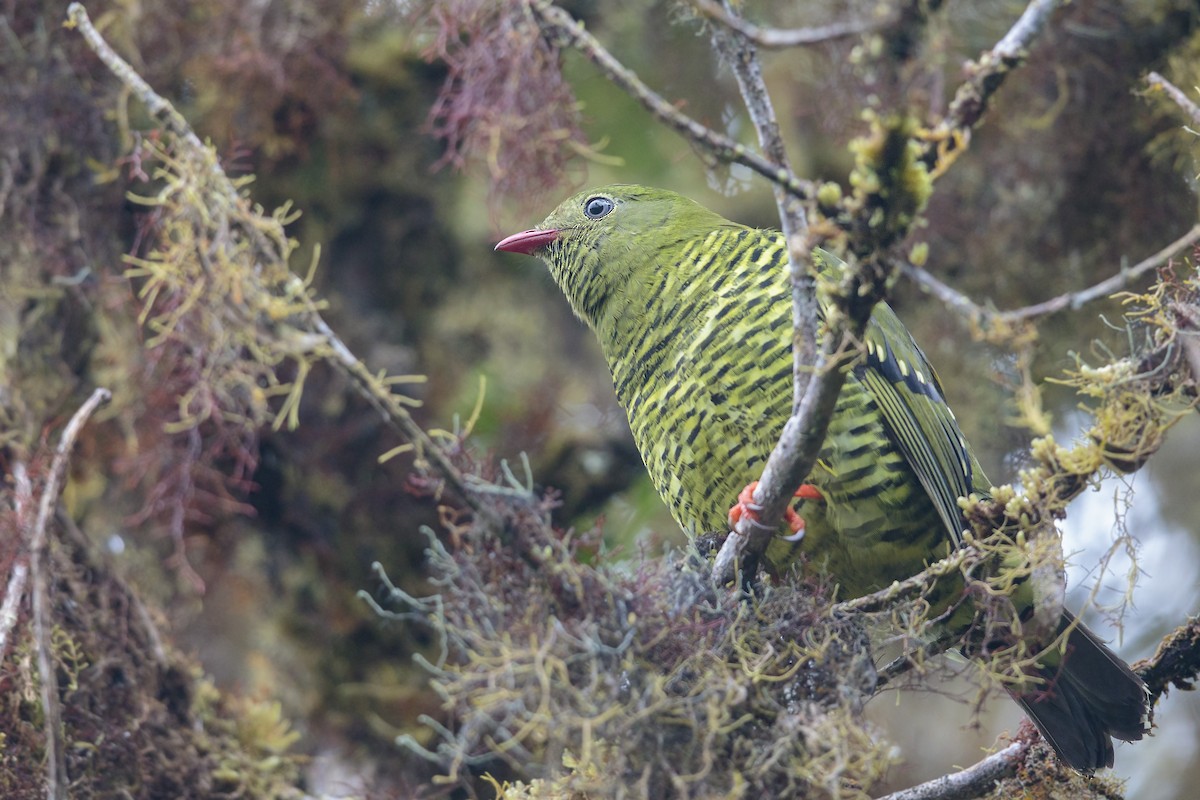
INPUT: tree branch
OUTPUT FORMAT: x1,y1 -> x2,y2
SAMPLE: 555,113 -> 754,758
526,0 -> 814,201
691,0 -> 894,48
830,546 -> 978,616
920,0 -> 1065,178
1134,615 -> 1200,709
1147,70 -> 1200,127
708,1 -> 1065,585
705,1 -> 830,585
900,222 -> 1200,333
67,2 -> 483,516
19,387 -> 112,800
873,741 -> 1029,800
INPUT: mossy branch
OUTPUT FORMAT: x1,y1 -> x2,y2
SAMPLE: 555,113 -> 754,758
695,0 -> 1058,586
1134,615 -> 1200,709
365,470 -> 894,796
917,0 -> 1065,180
65,3 -> 484,515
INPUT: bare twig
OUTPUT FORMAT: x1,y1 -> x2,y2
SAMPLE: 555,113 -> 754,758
901,223 -> 1200,332
21,387 -> 112,800
873,741 -> 1029,800
1002,223 -> 1200,323
1147,71 -> 1200,127
692,0 -> 892,48
527,0 -> 814,202
897,259 -> 989,324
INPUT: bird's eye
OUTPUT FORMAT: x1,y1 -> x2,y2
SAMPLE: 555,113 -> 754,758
583,196 -> 615,220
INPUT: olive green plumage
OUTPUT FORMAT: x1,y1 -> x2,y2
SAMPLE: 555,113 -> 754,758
497,184 -> 1148,772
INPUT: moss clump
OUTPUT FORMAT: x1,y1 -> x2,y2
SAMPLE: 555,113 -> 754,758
365,463 -> 893,798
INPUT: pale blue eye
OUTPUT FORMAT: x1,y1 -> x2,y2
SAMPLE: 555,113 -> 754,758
584,196 -> 614,219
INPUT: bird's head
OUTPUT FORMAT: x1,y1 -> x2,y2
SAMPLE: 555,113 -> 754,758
496,184 -> 736,329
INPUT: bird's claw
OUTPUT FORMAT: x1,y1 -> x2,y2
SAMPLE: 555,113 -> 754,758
728,480 -> 821,539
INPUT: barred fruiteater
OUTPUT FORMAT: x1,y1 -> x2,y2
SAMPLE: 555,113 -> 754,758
496,185 -> 1149,772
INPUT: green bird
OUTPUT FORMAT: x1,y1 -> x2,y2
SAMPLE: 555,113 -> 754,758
496,184 -> 1149,772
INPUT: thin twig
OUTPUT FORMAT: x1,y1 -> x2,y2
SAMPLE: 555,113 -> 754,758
901,222 -> 1200,330
66,4 -> 236,210
527,0 -> 814,202
0,562 -> 28,665
1002,223 -> 1200,322
25,387 -> 112,800
897,259 -> 989,325
831,546 -> 977,616
873,741 -> 1029,800
1147,71 -> 1200,126
691,0 -> 892,48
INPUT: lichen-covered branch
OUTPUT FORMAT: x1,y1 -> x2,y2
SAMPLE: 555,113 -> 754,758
830,546 -> 977,617
365,472 -> 893,796
919,0 -> 1065,178
1134,615 -> 1200,709
703,0 -> 1064,585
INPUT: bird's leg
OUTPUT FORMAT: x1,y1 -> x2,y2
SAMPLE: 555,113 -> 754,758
728,480 -> 823,538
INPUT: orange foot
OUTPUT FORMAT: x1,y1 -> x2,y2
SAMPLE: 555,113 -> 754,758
728,480 -> 823,541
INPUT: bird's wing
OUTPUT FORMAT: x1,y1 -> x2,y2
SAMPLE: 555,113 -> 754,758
858,305 -> 974,546
811,248 -> 974,546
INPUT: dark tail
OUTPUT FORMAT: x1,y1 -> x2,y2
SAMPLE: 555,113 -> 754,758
1010,610 -> 1149,772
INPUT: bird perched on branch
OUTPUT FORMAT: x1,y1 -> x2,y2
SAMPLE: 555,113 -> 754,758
496,184 -> 1149,772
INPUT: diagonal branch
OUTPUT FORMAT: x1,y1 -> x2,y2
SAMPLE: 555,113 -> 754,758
920,0 -> 1065,178
19,387 -> 112,800
706,0 -> 1064,585
900,222 -> 1200,333
67,2 -> 483,516
1147,70 -> 1200,128
527,0 -> 813,201
1134,615 -> 1200,709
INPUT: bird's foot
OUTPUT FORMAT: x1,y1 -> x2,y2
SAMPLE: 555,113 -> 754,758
728,481 -> 822,540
